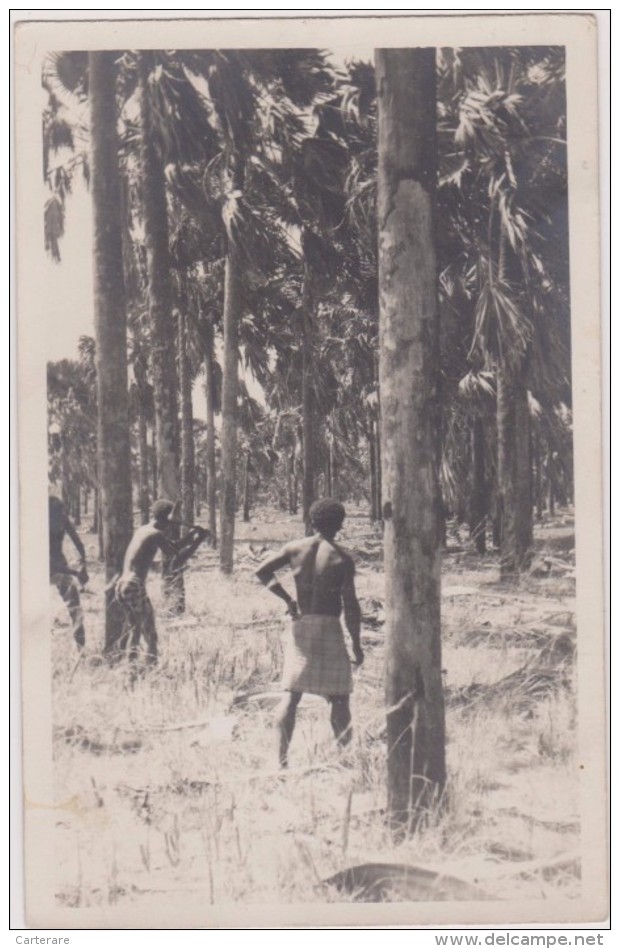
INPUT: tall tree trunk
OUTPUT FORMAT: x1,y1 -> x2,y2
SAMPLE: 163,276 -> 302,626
242,451 -> 250,522
84,488 -> 89,515
89,51 -> 134,653
497,358 -> 533,576
292,448 -> 299,515
301,273 -> 315,534
133,358 -> 151,526
374,416 -> 383,521
376,48 -> 446,835
534,431 -> 543,520
138,51 -> 183,609
368,424 -> 378,521
137,402 -> 150,524
325,436 -> 333,497
203,323 -> 218,545
151,431 -> 158,502
469,415 -> 486,554
287,450 -> 296,515
374,350 -> 383,519
219,244 -> 242,573
91,485 -> 99,534
178,311 -> 195,528
548,458 -> 556,516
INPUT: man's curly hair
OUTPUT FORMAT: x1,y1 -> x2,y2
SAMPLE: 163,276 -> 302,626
309,498 -> 346,535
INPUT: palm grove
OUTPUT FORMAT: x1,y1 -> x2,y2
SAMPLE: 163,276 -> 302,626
44,47 -> 572,829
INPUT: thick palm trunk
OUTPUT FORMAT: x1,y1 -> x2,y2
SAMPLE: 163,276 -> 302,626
91,486 -> 99,534
497,358 -> 533,576
376,47 -> 446,834
368,423 -> 378,521
89,51 -> 133,652
374,417 -> 383,520
301,275 -> 315,535
151,432 -> 158,502
138,51 -> 183,609
219,244 -> 242,573
203,324 -> 217,544
133,359 -> 151,525
287,450 -> 296,515
534,431 -> 543,520
470,415 -> 486,554
242,451 -> 251,522
325,437 -> 333,497
178,311 -> 195,529
137,403 -> 150,524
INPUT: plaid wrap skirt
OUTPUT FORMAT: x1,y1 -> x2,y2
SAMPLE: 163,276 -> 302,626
281,614 -> 353,697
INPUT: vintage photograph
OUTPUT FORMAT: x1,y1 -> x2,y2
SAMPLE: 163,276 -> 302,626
15,13 -> 606,929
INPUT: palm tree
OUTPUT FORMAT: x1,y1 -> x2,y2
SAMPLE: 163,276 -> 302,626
376,47 -> 446,834
88,50 -> 133,651
136,50 -> 184,603
439,47 -> 570,574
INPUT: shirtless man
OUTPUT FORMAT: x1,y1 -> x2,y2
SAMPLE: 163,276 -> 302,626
256,498 -> 363,767
49,495 -> 88,648
115,499 -> 210,664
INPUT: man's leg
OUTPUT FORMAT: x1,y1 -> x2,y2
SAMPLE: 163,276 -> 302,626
142,596 -> 158,665
274,691 -> 302,768
116,581 -> 142,663
328,695 -> 352,747
54,575 -> 85,648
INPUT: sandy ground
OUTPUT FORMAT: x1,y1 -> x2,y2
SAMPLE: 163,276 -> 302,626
50,507 -> 580,908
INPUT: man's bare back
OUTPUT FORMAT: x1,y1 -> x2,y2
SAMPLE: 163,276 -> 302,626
121,524 -> 172,582
257,535 -> 360,626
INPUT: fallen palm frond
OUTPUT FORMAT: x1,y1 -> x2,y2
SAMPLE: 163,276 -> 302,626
321,862 -> 490,902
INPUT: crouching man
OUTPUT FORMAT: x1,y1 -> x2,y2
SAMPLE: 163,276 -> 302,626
256,499 -> 363,767
114,499 -> 210,665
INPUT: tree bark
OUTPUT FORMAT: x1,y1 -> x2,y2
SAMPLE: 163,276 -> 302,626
138,51 -> 183,609
178,311 -> 195,529
91,486 -> 99,534
301,274 -> 315,535
368,424 -> 378,521
133,358 -> 151,525
548,448 -> 556,516
469,415 -> 486,554
534,431 -> 543,520
89,51 -> 133,652
242,451 -> 251,522
325,436 -> 333,497
376,47 -> 446,835
497,358 -> 533,576
219,244 -> 242,573
287,450 -> 296,515
374,416 -> 383,522
203,323 -> 218,545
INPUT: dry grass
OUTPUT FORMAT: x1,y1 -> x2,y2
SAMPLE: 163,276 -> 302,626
50,509 -> 580,908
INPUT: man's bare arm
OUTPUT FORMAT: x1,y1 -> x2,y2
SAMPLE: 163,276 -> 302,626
255,546 -> 297,614
161,527 -> 210,570
172,527 -> 211,569
342,561 -> 363,664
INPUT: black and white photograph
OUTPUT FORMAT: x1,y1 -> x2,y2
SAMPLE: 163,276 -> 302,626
14,12 -> 607,929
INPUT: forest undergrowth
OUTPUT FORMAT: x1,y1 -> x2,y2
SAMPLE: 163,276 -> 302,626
51,508 -> 580,909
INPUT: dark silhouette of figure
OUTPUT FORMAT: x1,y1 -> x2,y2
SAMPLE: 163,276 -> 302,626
49,495 -> 88,648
